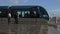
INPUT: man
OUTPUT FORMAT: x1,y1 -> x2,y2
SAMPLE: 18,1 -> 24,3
14,11 -> 19,24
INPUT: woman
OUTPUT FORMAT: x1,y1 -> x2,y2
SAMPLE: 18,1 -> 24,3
8,9 -> 11,25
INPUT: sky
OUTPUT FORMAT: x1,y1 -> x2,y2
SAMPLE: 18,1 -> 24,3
0,0 -> 60,17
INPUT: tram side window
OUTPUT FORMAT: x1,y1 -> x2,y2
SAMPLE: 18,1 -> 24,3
17,11 -> 22,17
33,11 -> 37,16
30,10 -> 37,18
40,8 -> 48,17
22,11 -> 24,17
0,11 -> 7,17
17,10 -> 38,18
17,11 -> 25,17
0,11 -> 2,17
0,11 -> 2,14
0,11 -> 1,13
17,10 -> 37,18
17,11 -> 30,18
25,11 -> 30,18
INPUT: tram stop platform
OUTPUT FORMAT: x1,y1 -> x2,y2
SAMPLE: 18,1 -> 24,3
0,18 -> 48,34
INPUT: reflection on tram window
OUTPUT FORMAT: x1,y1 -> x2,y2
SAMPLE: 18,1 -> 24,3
25,11 -> 27,14
0,11 -> 2,17
17,11 -> 21,15
28,11 -> 30,14
33,11 -> 37,16
17,10 -> 38,18
25,11 -> 30,17
30,10 -> 37,18
18,11 -> 22,17
22,11 -> 24,17
25,11 -> 30,14
17,11 -> 30,18
33,11 -> 36,14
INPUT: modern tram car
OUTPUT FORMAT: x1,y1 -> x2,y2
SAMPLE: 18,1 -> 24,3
0,6 -> 49,20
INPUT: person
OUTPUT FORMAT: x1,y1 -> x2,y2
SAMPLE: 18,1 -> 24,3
14,11 -> 19,24
8,10 -> 11,25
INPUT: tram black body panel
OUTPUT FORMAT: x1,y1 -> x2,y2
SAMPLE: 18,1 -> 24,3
0,6 -> 49,20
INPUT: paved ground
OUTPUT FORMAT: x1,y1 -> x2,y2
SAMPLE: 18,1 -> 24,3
0,18 -> 60,34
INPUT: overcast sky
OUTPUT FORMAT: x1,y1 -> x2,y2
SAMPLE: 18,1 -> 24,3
0,0 -> 60,17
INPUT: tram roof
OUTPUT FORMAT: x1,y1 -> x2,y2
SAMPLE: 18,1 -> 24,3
0,6 -> 43,10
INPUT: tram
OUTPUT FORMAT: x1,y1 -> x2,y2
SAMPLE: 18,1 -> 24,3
0,6 -> 49,34
0,6 -> 49,20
